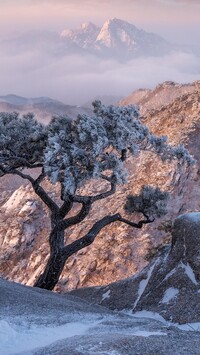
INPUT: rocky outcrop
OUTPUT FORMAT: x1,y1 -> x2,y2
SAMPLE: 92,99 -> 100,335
70,213 -> 200,323
119,80 -> 200,116
2,278 -> 200,355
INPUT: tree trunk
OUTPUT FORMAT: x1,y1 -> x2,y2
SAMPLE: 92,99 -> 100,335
33,213 -> 152,290
34,226 -> 67,290
34,249 -> 66,290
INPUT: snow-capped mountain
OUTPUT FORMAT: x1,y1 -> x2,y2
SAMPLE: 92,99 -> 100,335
61,18 -> 174,59
1,18 -> 185,61
61,22 -> 100,49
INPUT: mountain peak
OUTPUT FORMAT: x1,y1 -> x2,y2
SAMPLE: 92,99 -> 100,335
95,18 -> 142,50
60,18 -> 172,58
80,22 -> 98,31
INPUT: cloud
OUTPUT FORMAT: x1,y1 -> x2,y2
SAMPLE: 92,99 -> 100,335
0,41 -> 199,105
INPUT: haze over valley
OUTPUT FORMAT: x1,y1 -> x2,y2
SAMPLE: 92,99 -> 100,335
1,13 -> 200,105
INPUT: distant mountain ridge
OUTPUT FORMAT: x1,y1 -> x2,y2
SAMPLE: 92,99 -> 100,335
0,94 -> 63,106
2,18 -> 178,61
0,94 -> 92,123
61,18 -> 174,59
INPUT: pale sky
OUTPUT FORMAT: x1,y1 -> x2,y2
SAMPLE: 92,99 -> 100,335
0,0 -> 200,45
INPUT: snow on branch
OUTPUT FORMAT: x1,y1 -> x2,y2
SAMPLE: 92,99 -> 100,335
124,185 -> 169,219
0,103 -> 194,201
44,101 -> 194,198
0,112 -> 47,170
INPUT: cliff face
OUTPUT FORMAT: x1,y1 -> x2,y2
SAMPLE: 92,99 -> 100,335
70,213 -> 200,324
0,81 -> 200,292
119,80 -> 200,116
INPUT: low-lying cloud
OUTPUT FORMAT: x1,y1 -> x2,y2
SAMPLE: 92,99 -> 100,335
0,44 -> 199,105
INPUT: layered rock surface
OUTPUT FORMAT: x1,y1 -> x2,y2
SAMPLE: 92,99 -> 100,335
1,278 -> 200,355
70,213 -> 200,324
0,81 -> 200,292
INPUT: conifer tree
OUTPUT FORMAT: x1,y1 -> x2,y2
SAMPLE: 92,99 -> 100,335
0,102 -> 193,290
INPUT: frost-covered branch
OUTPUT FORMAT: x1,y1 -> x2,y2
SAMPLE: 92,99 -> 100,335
0,155 -> 43,169
124,185 -> 169,219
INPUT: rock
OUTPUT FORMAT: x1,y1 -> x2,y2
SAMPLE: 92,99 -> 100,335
70,213 -> 200,324
1,278 -> 200,355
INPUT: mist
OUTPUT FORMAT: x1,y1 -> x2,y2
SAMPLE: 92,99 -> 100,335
0,41 -> 199,105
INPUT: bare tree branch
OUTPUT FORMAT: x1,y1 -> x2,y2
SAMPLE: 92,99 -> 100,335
32,180 -> 59,213
0,167 -> 35,183
57,200 -> 92,231
117,215 -> 155,228
62,212 -> 154,259
72,175 -> 117,204
62,213 -> 121,258
0,155 -> 43,169
59,196 -> 74,219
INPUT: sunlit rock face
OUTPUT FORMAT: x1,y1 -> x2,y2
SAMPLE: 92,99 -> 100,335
0,80 -> 200,292
70,213 -> 200,324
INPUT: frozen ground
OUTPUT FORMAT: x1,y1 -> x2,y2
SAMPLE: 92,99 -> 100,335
0,278 -> 200,355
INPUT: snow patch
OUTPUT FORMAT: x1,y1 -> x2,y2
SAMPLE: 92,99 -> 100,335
163,267 -> 177,281
177,323 -> 200,331
133,310 -> 168,323
131,330 -> 166,337
0,319 -> 99,355
102,289 -> 111,301
133,259 -> 158,308
177,212 -> 200,222
161,287 -> 179,304
181,262 -> 198,285
132,310 -> 200,332
19,200 -> 37,216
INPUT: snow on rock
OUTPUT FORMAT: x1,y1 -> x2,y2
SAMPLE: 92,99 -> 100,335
0,317 -> 167,355
0,319 -> 104,355
133,259 -> 158,308
18,200 -> 38,216
102,289 -> 111,301
161,287 -> 179,304
1,278 -> 200,355
133,310 -> 200,332
177,212 -> 200,223
180,261 -> 198,285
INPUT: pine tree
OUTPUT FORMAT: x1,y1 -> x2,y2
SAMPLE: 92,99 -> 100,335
0,102 -> 194,290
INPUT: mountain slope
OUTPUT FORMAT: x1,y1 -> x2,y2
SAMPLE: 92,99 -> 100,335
0,94 -> 92,123
119,80 -> 200,115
